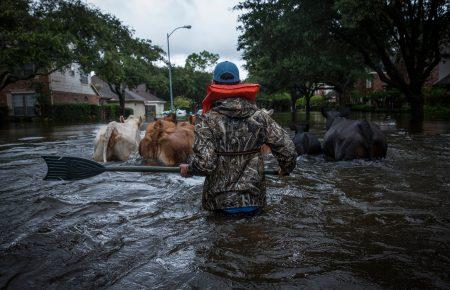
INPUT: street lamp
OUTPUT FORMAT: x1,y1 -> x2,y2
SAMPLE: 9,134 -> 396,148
167,25 -> 192,112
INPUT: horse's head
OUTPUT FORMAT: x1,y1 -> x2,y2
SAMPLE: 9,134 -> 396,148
321,108 -> 350,130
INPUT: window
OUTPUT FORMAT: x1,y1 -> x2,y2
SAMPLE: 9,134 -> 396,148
11,93 -> 37,116
80,71 -> 89,84
23,64 -> 35,76
365,79 -> 372,89
69,64 -> 76,77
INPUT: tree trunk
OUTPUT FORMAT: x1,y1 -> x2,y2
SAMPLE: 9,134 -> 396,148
118,91 -> 125,117
290,95 -> 298,125
305,93 -> 311,126
334,87 -> 346,108
408,94 -> 424,121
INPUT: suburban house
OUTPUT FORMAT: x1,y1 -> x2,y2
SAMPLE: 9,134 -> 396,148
355,54 -> 450,96
0,63 -> 99,117
91,76 -> 166,120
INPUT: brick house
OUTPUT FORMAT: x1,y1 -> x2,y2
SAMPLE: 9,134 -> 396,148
354,54 -> 450,98
0,63 -> 98,117
91,76 -> 166,120
354,72 -> 387,98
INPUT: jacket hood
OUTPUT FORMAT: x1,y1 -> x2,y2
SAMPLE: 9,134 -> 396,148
212,98 -> 257,118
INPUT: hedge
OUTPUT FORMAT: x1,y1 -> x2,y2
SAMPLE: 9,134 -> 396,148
257,92 -> 291,111
101,104 -> 134,121
51,104 -> 133,122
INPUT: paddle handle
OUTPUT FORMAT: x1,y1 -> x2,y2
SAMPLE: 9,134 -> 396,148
105,166 -> 279,175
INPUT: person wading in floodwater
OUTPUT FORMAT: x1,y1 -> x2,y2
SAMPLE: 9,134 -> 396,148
180,61 -> 297,214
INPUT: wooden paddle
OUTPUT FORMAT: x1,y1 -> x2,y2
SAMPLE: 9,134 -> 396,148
42,156 -> 279,181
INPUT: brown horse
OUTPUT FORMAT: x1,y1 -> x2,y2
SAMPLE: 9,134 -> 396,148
139,117 -> 194,166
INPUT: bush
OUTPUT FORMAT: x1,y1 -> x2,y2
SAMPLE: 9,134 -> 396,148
350,104 -> 373,111
424,105 -> 450,116
52,104 -> 100,122
296,95 -> 325,109
350,90 -> 368,103
101,104 -> 133,121
311,95 -> 325,108
51,103 -> 133,122
174,96 -> 192,110
423,86 -> 449,106
257,92 -> 291,111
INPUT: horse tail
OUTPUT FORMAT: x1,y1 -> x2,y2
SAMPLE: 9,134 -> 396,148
358,120 -> 374,160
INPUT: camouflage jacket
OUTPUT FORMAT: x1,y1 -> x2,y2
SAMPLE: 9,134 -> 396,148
187,98 -> 297,211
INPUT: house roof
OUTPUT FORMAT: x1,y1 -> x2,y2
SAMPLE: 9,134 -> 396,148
91,76 -> 166,103
435,74 -> 450,85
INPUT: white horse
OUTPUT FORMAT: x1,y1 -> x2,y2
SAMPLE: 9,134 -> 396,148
93,115 -> 143,162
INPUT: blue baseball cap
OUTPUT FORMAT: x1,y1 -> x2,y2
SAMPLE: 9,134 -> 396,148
213,61 -> 240,84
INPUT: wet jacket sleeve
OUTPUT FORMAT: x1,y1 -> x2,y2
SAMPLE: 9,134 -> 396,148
187,117 -> 217,174
264,116 -> 297,174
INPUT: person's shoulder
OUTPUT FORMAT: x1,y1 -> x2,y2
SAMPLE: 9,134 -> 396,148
253,108 -> 274,121
195,111 -> 220,127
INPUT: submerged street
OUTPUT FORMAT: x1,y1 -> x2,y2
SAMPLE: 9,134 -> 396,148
0,112 -> 449,289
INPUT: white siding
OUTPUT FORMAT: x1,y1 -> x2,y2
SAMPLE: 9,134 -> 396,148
125,102 -> 145,118
155,103 -> 165,117
144,101 -> 165,117
49,64 -> 95,95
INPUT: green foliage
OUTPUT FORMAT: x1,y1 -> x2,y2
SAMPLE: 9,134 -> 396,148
52,104 -> 101,122
334,0 -> 450,117
236,0 -> 365,111
296,95 -> 325,109
101,104 -> 133,121
144,51 -> 220,107
79,8 -> 163,116
174,96 -> 192,109
423,86 -> 450,106
350,88 -> 405,112
424,105 -> 450,116
185,51 -> 219,72
30,82 -> 52,117
51,104 -> 132,122
257,92 -> 291,111
0,0 -> 124,91
350,104 -> 372,112
236,0 -> 450,118
0,0 -> 163,116
169,66 -> 212,105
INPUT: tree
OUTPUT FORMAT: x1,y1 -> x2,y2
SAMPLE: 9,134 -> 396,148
166,51 -> 219,106
0,0 -> 113,91
134,51 -> 219,109
90,36 -> 162,116
80,10 -> 163,116
236,0 -> 365,124
0,0 -> 163,116
174,96 -> 192,110
185,50 -> 219,72
333,0 -> 450,119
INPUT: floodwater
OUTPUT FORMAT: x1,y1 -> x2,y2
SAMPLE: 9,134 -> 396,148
0,112 -> 449,289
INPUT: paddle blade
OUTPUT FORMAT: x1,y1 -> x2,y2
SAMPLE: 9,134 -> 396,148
42,156 -> 106,181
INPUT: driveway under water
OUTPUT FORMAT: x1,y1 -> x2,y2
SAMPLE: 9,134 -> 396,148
0,112 -> 449,289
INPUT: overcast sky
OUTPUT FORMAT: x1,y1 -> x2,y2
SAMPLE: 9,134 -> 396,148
88,0 -> 248,78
